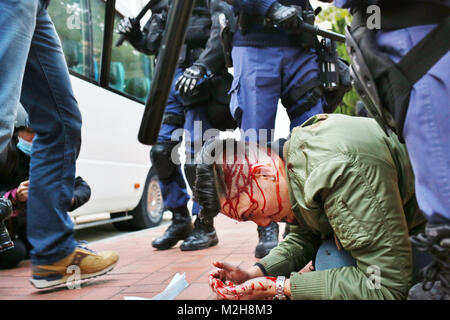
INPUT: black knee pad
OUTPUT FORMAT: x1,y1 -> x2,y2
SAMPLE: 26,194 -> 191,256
150,141 -> 179,183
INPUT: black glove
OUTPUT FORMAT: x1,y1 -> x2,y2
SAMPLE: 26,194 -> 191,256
175,65 -> 207,95
266,2 -> 301,30
117,17 -> 142,40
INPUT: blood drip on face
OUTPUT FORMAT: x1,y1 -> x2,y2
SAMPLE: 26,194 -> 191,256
221,147 -> 283,221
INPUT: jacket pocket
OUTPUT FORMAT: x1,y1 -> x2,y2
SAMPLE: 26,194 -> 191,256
326,197 -> 372,251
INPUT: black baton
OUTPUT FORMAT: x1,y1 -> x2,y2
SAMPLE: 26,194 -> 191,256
138,0 -> 195,145
300,21 -> 346,43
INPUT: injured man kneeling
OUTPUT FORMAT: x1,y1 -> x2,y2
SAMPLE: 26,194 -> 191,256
194,113 -> 431,300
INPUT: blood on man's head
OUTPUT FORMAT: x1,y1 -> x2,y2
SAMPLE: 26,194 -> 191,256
195,137 -> 284,222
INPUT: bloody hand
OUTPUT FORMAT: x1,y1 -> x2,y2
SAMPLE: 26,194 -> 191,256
211,277 -> 277,300
208,261 -> 252,286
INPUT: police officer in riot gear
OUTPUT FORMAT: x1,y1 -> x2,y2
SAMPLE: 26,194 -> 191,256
222,0 -> 329,258
324,0 -> 450,299
118,0 -> 237,251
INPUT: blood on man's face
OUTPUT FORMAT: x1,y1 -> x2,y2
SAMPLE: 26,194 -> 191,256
217,145 -> 294,227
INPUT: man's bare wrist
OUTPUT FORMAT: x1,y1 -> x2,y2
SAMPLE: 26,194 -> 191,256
248,265 -> 265,279
284,278 -> 291,298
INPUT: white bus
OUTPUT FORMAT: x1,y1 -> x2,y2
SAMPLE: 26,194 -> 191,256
47,0 -> 164,231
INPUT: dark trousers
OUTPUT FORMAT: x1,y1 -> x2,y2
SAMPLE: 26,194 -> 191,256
0,239 -> 27,270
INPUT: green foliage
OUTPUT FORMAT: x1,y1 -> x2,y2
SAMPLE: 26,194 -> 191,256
316,7 -> 359,116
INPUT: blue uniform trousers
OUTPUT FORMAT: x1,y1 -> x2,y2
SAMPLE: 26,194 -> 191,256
377,25 -> 450,223
336,0 -> 450,224
156,68 -> 217,215
230,46 -> 325,143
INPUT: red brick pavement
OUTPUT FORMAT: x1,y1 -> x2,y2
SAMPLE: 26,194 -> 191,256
0,216 -> 285,300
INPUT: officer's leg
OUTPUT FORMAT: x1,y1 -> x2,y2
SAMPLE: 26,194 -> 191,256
231,46 -> 281,145
231,46 -> 283,258
377,26 -> 450,299
151,71 -> 193,250
281,47 -> 324,128
179,104 -> 219,251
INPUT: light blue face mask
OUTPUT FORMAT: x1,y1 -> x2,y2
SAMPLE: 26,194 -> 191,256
17,137 -> 33,156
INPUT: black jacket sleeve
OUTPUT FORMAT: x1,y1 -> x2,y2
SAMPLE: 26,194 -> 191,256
192,0 -> 236,73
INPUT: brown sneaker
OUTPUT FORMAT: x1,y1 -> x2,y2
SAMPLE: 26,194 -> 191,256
30,246 -> 119,289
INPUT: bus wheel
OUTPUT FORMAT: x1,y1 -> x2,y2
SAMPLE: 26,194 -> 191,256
113,167 -> 164,231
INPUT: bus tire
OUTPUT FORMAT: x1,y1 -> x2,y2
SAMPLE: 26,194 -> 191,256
113,167 -> 164,231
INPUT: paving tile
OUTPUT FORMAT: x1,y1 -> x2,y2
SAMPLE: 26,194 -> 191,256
138,272 -> 174,285
175,282 -> 213,300
0,215 -> 265,300
121,284 -> 168,294
78,287 -> 126,300
0,276 -> 30,288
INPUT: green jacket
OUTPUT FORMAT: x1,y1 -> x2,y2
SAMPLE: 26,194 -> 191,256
258,114 -> 426,300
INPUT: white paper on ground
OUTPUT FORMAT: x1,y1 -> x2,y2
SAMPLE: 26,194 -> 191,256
123,273 -> 189,301
123,296 -> 151,300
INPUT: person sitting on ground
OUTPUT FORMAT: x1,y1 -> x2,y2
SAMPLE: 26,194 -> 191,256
0,110 -> 91,270
195,113 -> 430,300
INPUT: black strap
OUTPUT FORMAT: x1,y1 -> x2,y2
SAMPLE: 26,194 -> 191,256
380,2 -> 450,30
162,113 -> 185,127
397,17 -> 450,86
282,78 -> 321,108
282,78 -> 323,120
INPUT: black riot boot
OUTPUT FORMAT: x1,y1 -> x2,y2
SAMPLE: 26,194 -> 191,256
152,206 -> 194,250
408,223 -> 450,300
255,222 -> 279,259
180,216 -> 218,251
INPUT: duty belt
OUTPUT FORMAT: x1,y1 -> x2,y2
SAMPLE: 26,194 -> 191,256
237,13 -> 275,34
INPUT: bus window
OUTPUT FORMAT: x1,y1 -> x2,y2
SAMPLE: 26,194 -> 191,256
48,0 -> 96,80
89,0 -> 106,82
110,14 -> 154,102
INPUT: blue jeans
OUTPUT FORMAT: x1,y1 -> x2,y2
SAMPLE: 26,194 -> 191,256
230,46 -> 325,143
157,68 -> 217,215
376,25 -> 450,223
0,0 -> 82,265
